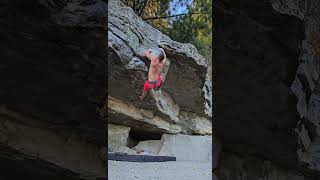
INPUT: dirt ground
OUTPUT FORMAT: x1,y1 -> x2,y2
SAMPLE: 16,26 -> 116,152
108,160 -> 214,180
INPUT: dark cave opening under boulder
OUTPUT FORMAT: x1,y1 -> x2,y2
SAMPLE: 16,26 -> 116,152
128,128 -> 163,148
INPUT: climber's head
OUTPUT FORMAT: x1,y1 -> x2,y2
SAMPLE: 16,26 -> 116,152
144,48 -> 165,62
147,48 -> 166,62
158,48 -> 166,62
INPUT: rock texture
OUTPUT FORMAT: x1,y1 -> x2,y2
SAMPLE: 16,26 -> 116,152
0,107 -> 105,179
107,1 -> 214,178
215,0 -> 320,179
271,0 -> 320,173
133,134 -> 213,161
108,124 -> 131,152
0,0 -> 107,179
216,152 -> 314,180
107,0 -> 212,136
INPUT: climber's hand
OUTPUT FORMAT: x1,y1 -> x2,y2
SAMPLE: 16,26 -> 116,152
144,49 -> 153,61
159,48 -> 165,54
143,49 -> 151,59
159,48 -> 167,64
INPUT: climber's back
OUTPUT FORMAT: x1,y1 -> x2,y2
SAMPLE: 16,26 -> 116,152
147,48 -> 166,82
139,48 -> 167,100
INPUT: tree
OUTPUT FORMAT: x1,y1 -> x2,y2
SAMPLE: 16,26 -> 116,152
122,0 -> 170,29
164,0 -> 212,60
122,0 -> 212,61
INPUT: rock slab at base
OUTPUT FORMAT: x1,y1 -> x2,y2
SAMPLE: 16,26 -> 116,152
133,134 -> 212,161
108,124 -> 131,152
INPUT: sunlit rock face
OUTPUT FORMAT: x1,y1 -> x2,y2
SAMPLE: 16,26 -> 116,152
107,0 -> 212,136
215,0 -> 320,178
0,0 -> 107,179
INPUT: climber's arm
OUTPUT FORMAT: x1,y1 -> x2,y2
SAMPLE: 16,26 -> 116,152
161,57 -> 167,65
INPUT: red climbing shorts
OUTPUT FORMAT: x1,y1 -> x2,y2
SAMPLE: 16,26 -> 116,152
143,75 -> 163,92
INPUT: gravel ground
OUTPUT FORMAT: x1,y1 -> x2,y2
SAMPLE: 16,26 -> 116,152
108,160 -> 213,180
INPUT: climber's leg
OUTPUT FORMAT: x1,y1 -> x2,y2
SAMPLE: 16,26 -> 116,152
140,81 -> 153,100
155,75 -> 164,90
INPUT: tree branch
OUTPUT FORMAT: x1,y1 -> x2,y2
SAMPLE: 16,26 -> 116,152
133,0 -> 136,11
143,12 -> 208,20
157,0 -> 171,17
138,0 -> 149,16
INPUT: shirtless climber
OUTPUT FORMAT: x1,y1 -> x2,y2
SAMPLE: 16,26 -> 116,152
139,48 -> 167,100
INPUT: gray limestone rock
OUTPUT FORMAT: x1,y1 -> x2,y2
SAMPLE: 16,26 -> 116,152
133,134 -> 213,162
108,124 -> 131,152
107,0 -> 213,131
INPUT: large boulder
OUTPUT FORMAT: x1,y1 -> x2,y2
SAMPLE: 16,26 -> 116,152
107,0 -> 212,136
215,0 -> 320,178
271,0 -> 320,173
0,0 -> 107,179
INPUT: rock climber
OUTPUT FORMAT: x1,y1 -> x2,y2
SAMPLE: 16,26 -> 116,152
139,47 -> 167,100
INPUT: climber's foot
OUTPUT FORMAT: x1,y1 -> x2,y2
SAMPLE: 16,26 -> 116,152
139,91 -> 147,100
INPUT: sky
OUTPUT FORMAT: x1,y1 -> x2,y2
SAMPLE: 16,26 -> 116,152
169,0 -> 193,16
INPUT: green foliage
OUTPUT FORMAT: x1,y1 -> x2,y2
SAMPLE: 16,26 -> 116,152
164,0 -> 212,60
143,0 -> 170,28
127,0 -> 212,60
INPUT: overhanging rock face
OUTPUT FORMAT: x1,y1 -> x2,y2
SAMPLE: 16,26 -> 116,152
107,0 -> 212,135
0,0 -> 107,179
215,0 -> 320,178
271,0 -> 320,174
0,108 -> 105,179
